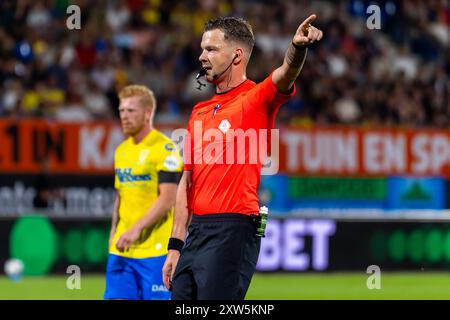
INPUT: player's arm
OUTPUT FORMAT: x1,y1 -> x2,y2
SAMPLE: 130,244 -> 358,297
162,170 -> 192,290
272,14 -> 323,93
115,180 -> 179,252
109,192 -> 120,248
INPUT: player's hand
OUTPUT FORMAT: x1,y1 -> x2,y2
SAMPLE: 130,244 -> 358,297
162,250 -> 180,291
115,227 -> 141,252
293,14 -> 323,47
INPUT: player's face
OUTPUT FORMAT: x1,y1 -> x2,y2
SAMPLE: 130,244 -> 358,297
118,97 -> 150,136
199,29 -> 236,83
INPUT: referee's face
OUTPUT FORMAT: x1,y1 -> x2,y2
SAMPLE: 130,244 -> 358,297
199,29 -> 236,83
118,96 -> 150,136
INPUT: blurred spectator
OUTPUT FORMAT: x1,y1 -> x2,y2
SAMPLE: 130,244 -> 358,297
334,89 -> 361,123
90,57 -> 116,91
26,1 -> 52,30
55,86 -> 92,121
1,79 -> 23,116
106,0 -> 131,32
83,81 -> 112,119
0,0 -> 448,128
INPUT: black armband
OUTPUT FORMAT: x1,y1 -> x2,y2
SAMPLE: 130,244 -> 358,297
168,237 -> 184,252
158,171 -> 182,184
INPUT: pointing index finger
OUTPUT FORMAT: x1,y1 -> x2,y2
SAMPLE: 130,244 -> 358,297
302,14 -> 317,27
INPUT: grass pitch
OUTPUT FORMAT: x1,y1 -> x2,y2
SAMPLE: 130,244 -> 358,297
1,272 -> 450,300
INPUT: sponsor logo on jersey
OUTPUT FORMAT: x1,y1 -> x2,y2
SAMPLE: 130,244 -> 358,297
115,168 -> 151,182
164,143 -> 175,151
218,119 -> 231,134
163,155 -> 179,171
138,150 -> 150,164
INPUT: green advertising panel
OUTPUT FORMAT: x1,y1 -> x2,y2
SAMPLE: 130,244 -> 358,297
10,216 -> 58,276
289,177 -> 387,200
8,218 -> 109,275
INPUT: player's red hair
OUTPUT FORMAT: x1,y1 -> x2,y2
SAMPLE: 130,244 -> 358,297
118,85 -> 157,113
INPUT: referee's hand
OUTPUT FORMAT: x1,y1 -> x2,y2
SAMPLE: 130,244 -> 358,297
293,14 -> 323,47
162,250 -> 180,290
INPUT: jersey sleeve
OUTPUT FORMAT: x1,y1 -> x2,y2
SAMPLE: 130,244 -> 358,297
244,73 -> 296,115
156,140 -> 184,184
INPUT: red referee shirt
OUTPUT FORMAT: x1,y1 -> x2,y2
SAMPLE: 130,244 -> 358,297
184,74 -> 295,215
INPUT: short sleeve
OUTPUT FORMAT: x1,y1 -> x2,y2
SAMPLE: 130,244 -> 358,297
245,73 -> 296,115
156,141 -> 184,174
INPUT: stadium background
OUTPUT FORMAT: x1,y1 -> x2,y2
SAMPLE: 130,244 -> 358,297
1,0 -> 450,299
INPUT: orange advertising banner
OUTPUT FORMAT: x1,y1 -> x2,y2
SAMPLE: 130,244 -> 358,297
0,120 -> 449,176
0,119 -> 122,174
278,127 -> 450,176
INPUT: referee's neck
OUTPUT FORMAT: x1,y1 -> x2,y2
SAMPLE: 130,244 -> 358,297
215,72 -> 247,94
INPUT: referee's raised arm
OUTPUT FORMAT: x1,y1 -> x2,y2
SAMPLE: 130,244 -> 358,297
272,14 -> 323,93
162,170 -> 192,290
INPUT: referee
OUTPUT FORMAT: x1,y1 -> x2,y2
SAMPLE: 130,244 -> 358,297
162,15 -> 323,299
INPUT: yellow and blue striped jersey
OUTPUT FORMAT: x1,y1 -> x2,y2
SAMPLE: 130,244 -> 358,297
110,129 -> 183,258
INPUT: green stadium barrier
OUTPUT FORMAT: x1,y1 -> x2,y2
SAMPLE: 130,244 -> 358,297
9,217 -> 109,275
10,215 -> 58,276
373,227 -> 450,265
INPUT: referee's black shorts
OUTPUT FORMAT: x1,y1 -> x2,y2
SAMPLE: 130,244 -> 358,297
171,213 -> 261,300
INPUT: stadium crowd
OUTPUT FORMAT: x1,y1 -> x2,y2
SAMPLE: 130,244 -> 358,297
0,0 -> 449,127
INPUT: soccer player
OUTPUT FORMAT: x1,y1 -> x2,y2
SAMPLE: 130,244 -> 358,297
104,85 -> 183,300
162,15 -> 323,299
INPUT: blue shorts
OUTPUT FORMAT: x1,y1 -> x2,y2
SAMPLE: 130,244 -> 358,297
104,254 -> 171,300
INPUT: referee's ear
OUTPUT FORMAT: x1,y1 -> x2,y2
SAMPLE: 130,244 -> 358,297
233,48 -> 244,64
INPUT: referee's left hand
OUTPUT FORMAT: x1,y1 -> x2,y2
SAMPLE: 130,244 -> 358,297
162,250 -> 180,290
116,227 -> 141,252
